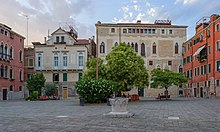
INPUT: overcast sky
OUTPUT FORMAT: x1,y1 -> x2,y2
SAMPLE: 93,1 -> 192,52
0,0 -> 219,45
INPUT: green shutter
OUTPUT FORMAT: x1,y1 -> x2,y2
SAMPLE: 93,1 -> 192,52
78,73 -> 82,80
63,73 -> 67,81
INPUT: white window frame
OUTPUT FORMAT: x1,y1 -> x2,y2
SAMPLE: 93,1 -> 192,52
62,53 -> 68,67
77,51 -> 84,69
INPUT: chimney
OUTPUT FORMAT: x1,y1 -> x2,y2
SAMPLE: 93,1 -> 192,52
137,20 -> 141,24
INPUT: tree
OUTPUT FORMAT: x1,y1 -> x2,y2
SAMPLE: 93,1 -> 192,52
27,73 -> 46,96
106,42 -> 148,93
151,68 -> 188,99
83,57 -> 107,79
44,84 -> 56,98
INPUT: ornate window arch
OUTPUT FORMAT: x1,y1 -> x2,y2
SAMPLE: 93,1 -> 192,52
179,65 -> 183,73
100,42 -> 105,53
131,42 -> 134,48
152,42 -> 156,54
0,64 -> 4,77
4,44 -> 8,59
175,43 -> 178,54
135,43 -> 138,52
141,43 -> 145,56
114,42 -> 118,47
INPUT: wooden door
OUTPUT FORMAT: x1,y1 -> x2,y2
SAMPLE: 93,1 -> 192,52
3,89 -> 7,100
62,88 -> 68,99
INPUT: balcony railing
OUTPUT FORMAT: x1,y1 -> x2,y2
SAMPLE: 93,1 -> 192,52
35,65 -> 84,71
0,53 -> 12,61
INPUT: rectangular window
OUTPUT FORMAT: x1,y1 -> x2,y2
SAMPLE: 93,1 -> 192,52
216,41 -> 219,51
217,60 -> 220,71
10,69 -> 13,79
111,28 -> 115,33
204,81 -> 207,87
61,36 -> 65,42
152,29 -> 156,34
19,70 -> 22,81
19,51 -> 22,62
144,29 -> 148,33
38,56 -> 41,67
169,30 -> 173,34
28,59 -> 33,67
204,65 -> 207,74
197,67 -> 200,75
56,36 -> 59,43
216,24 -> 219,31
128,29 -> 132,33
201,66 -> 204,75
168,61 -> 172,65
194,68 -> 197,76
208,64 -> 211,73
208,81 -> 210,87
63,56 -> 67,67
54,56 -> 58,67
53,73 -> 59,82
148,29 -> 151,34
217,80 -> 220,86
161,29 -> 165,34
149,61 -> 153,65
136,29 -> 139,33
78,73 -> 83,80
19,86 -> 22,91
132,29 -> 135,33
123,29 -> 127,33
140,29 -> 143,33
63,73 -> 67,82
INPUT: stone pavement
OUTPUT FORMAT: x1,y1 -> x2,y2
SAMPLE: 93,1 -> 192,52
0,97 -> 220,132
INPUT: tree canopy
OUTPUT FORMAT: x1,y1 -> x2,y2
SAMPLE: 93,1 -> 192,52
151,68 -> 188,90
106,42 -> 148,92
27,73 -> 46,96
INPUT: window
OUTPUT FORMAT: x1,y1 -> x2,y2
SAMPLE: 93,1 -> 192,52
161,29 -> 165,34
136,29 -> 139,33
208,46 -> 211,54
135,43 -> 138,52
152,29 -> 156,34
148,29 -> 152,34
216,24 -> 219,31
19,70 -> 22,81
144,29 -> 148,33
0,65 -> 4,77
201,66 -> 204,75
63,55 -> 67,67
19,86 -> 22,91
4,45 -> 7,59
128,28 -> 132,33
53,73 -> 59,82
61,36 -> 65,42
140,29 -> 143,33
207,30 -> 210,37
78,52 -> 84,67
179,65 -> 183,73
208,64 -> 211,73
37,53 -> 42,67
216,41 -> 219,51
0,43 -> 3,58
168,61 -> 172,65
79,73 -> 83,80
63,73 -> 67,82
194,68 -> 197,76
197,67 -> 200,75
204,81 -> 207,87
200,35 -> 203,41
27,74 -> 31,79
100,42 -> 105,53
152,43 -> 156,54
28,59 -> 33,67
204,65 -> 207,74
56,36 -> 59,43
19,50 -> 22,62
10,69 -> 13,79
111,28 -> 115,33
4,66 -> 8,78
208,81 -> 210,87
10,47 -> 13,59
175,43 -> 178,54
132,29 -> 135,33
131,43 -> 134,48
217,60 -> 220,71
123,29 -> 127,33
54,56 -> 58,67
149,61 -> 153,65
114,42 -> 118,47
169,29 -> 173,34
10,85 -> 13,91
127,42 -> 130,46
217,80 -> 220,86
141,43 -> 145,56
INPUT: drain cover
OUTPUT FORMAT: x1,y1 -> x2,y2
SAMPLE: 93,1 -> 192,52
168,116 -> 179,120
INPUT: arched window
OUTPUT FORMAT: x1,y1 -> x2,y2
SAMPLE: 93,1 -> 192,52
131,42 -> 134,48
135,43 -> 138,52
114,42 -> 118,47
0,65 -> 4,77
175,43 -> 178,54
141,43 -> 145,56
100,42 -> 105,53
127,42 -> 130,46
153,42 -> 156,54
10,46 -> 13,59
156,65 -> 161,69
179,65 -> 183,73
0,43 -> 3,58
4,66 -> 7,78
5,45 -> 7,59
9,85 -> 13,91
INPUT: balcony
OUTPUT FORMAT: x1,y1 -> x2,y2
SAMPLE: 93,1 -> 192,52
35,65 -> 84,71
54,41 -> 66,44
0,53 -> 12,61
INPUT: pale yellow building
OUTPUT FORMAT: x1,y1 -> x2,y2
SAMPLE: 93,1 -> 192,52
95,20 -> 187,97
33,27 -> 89,99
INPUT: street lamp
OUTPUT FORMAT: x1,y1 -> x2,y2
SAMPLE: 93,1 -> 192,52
18,13 -> 29,47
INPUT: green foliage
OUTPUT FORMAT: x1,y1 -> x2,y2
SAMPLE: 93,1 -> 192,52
26,91 -> 38,101
151,68 -> 188,89
44,84 -> 56,97
83,57 -> 107,79
27,73 -> 46,96
76,78 -> 118,103
106,42 -> 148,92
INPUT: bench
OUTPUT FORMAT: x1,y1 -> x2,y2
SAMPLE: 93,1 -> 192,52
156,95 -> 170,100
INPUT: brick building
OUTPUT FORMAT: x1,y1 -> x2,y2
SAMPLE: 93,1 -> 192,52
96,20 -> 187,97
0,23 -> 25,100
183,14 -> 220,98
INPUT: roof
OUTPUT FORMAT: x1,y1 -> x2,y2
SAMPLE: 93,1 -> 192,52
75,39 -> 89,45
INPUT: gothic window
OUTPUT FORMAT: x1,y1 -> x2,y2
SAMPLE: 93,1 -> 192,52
141,43 -> 145,56
135,43 -> 138,52
131,42 -> 134,48
100,42 -> 105,53
114,42 -> 118,47
153,42 -> 156,54
175,43 -> 178,54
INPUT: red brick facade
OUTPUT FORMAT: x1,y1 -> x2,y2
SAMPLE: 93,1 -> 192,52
183,14 -> 220,98
0,23 -> 25,100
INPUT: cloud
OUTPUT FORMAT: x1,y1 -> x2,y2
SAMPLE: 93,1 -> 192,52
175,0 -> 199,5
0,0 -> 94,46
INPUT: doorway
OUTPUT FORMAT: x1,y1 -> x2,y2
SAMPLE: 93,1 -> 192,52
62,87 -> 68,99
200,87 -> 203,98
194,88 -> 197,97
138,88 -> 144,97
3,89 -> 7,100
